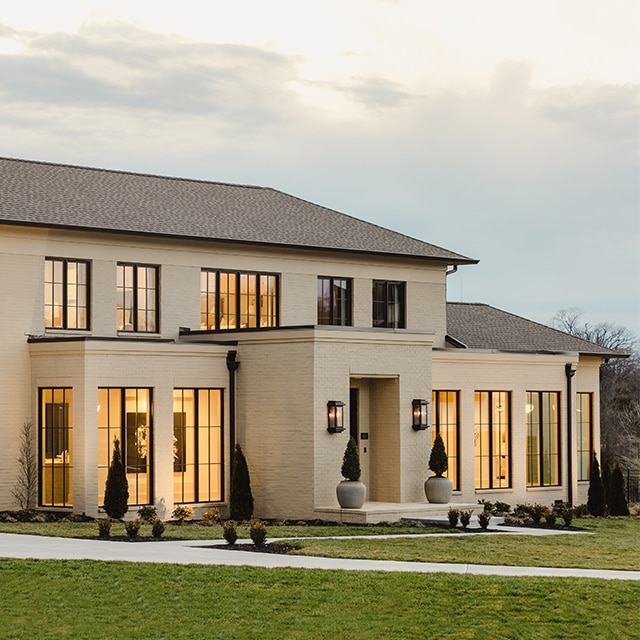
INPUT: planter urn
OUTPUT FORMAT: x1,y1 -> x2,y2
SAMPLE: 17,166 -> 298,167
424,475 -> 453,504
336,480 -> 367,509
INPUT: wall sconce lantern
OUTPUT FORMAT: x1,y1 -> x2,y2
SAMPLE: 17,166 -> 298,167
412,398 -> 430,431
327,400 -> 345,433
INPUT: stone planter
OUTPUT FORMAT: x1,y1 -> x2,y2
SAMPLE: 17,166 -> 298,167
425,475 -> 453,504
336,480 -> 366,509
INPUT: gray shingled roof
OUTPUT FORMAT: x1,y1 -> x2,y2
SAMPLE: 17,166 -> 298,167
446,302 -> 624,357
0,157 -> 477,264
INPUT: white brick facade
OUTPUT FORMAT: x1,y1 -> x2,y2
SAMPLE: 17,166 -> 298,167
0,203 -> 606,520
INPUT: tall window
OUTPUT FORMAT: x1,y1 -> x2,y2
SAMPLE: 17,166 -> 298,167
174,389 -> 223,503
577,392 -> 593,481
474,391 -> 511,489
40,388 -> 73,507
44,258 -> 89,329
200,269 -> 278,331
317,277 -> 352,325
117,264 -> 158,332
432,391 -> 460,490
526,391 -> 560,487
98,388 -> 152,506
372,280 -> 405,328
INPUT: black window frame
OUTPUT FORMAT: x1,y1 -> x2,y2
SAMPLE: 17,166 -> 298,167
117,263 -> 159,333
372,280 -> 406,328
44,257 -> 90,330
200,269 -> 279,331
97,387 -> 154,507
39,387 -> 73,508
432,390 -> 460,491
576,392 -> 593,482
173,388 -> 225,504
474,390 -> 512,490
526,391 -> 561,487
317,276 -> 353,326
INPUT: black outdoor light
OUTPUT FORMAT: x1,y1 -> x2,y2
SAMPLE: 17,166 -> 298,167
412,398 -> 430,431
327,400 -> 345,433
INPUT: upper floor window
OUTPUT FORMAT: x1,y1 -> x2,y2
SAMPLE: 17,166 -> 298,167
526,391 -> 560,487
200,270 -> 278,331
317,276 -> 352,326
117,264 -> 158,332
474,391 -> 511,489
44,258 -> 89,330
577,392 -> 593,481
372,280 -> 405,328
432,391 -> 460,490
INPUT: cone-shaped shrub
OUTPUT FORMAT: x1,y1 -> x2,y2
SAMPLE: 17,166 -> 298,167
341,437 -> 361,481
587,453 -> 606,517
609,464 -> 630,516
103,439 -> 129,519
429,432 -> 448,477
601,460 -> 612,510
230,444 -> 253,521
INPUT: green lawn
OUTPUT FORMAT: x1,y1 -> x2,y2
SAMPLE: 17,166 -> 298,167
0,559 -> 638,640
1,517 -> 639,638
288,518 -> 640,571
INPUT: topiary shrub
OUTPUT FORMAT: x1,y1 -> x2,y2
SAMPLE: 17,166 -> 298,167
202,507 -> 221,525
223,520 -> 238,545
138,505 -> 157,524
341,437 -> 361,481
97,518 -> 112,539
124,519 -> 141,540
609,464 -> 630,516
151,518 -> 165,538
543,508 -> 557,528
249,518 -> 268,548
587,454 -> 606,517
230,444 -> 254,521
477,510 -> 491,530
429,432 -> 448,477
447,508 -> 460,528
553,502 -> 574,527
103,439 -> 129,519
459,509 -> 473,530
172,505 -> 193,524
529,503 -> 546,525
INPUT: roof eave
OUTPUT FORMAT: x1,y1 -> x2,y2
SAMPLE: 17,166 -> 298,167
1,219 -> 479,265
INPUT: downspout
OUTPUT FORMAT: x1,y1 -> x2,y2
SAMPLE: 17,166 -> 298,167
446,265 -> 458,277
565,362 -> 577,505
226,350 -> 240,453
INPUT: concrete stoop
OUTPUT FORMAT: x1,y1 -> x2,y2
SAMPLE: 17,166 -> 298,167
315,501 -> 479,524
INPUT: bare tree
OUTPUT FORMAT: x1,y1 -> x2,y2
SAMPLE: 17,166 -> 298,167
550,308 -> 640,468
12,421 -> 38,511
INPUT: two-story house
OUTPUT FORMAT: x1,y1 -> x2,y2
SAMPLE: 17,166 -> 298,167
0,157 -> 619,521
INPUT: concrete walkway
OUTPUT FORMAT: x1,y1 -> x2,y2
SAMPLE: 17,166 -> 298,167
1,530 -> 639,581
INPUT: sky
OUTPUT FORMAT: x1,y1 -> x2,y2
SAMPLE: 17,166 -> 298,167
1,0 -> 639,335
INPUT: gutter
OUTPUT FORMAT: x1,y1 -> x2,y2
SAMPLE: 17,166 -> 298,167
565,362 -> 577,505
226,350 -> 240,454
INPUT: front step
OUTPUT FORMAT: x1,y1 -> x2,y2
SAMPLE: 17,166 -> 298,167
314,501 -> 479,524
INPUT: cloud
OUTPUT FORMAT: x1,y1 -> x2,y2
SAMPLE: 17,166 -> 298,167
0,19 -> 637,332
0,21 -> 301,124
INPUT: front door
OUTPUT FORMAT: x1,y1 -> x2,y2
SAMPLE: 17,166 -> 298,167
350,387 -> 369,489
